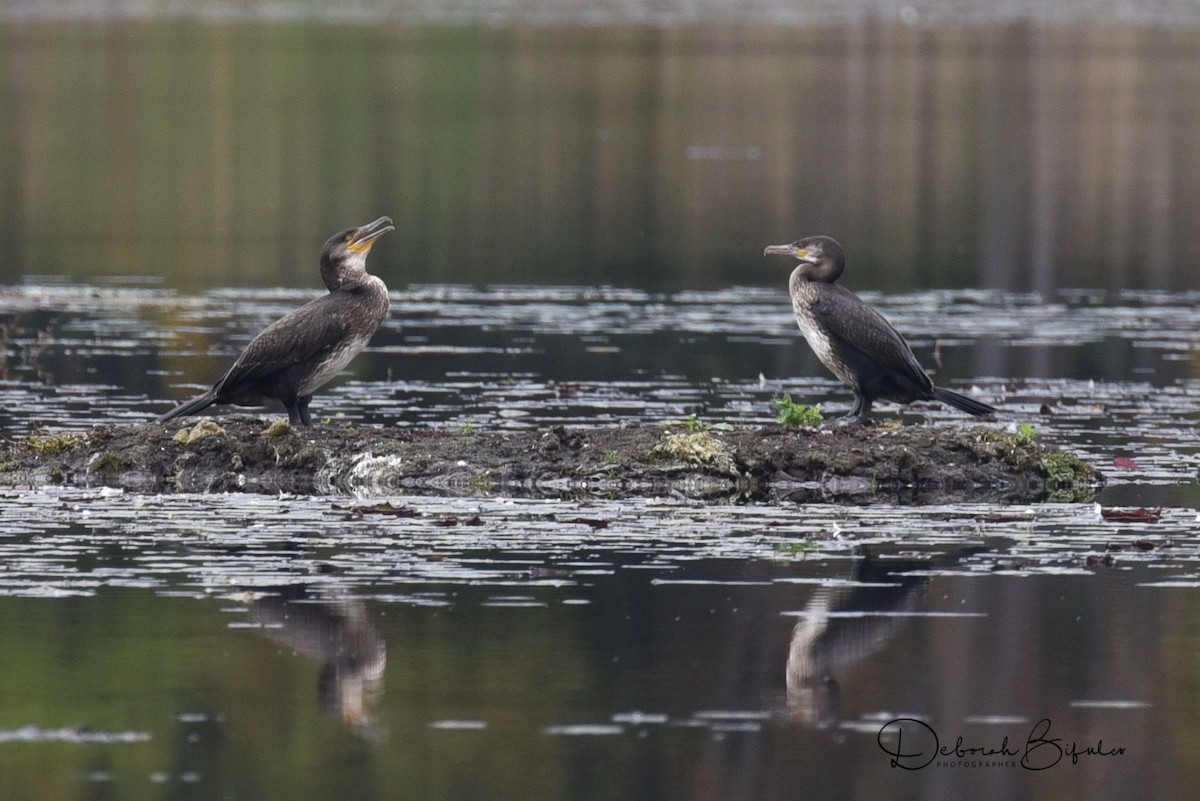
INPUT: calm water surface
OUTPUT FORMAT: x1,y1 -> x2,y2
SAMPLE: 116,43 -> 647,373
2,490 -> 1199,800
3,5 -> 1200,800
1,282 -> 1199,800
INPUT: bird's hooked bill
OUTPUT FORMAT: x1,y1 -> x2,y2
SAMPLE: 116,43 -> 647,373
348,216 -> 395,253
764,243 -> 805,259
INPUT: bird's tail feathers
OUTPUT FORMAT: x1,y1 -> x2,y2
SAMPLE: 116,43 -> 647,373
157,390 -> 217,423
934,386 -> 996,418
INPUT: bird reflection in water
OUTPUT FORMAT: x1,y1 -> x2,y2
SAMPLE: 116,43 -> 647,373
247,586 -> 386,739
785,547 -> 973,730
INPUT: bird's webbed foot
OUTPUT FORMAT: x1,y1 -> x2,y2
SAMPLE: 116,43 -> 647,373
824,393 -> 873,427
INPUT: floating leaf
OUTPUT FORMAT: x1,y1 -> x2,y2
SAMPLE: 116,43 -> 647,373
978,513 -> 1034,523
563,517 -> 610,529
1100,507 -> 1162,523
340,501 -> 419,518
1112,457 -> 1137,470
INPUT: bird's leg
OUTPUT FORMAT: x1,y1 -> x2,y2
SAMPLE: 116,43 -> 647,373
842,392 -> 870,420
297,399 -> 313,427
845,394 -> 862,419
285,402 -> 302,426
832,392 -> 871,426
854,394 -> 873,422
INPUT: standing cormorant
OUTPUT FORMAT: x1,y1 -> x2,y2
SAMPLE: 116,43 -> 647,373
158,216 -> 394,426
763,235 -> 995,422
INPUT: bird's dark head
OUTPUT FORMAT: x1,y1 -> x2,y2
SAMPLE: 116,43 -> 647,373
320,216 -> 394,290
763,235 -> 845,283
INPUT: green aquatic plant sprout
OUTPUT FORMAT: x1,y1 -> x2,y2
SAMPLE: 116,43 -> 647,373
776,540 -> 818,554
1016,422 -> 1039,443
1040,451 -> 1090,485
773,395 -> 823,428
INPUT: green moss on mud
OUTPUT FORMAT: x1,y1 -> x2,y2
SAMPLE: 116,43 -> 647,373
90,451 -> 131,473
27,430 -> 88,456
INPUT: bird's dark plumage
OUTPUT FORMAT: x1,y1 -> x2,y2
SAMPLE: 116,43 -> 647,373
158,216 -> 394,426
764,235 -> 996,422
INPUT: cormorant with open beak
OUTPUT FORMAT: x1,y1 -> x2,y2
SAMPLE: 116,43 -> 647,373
158,217 -> 394,426
764,235 -> 995,422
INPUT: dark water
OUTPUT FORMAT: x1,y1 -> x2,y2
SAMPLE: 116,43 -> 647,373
3,7 -> 1200,800
2,282 -> 1199,799
3,491 -> 1199,800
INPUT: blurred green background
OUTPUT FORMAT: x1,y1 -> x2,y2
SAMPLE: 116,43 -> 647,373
3,7 -> 1199,292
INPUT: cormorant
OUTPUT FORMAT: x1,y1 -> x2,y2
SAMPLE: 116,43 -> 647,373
158,216 -> 394,426
763,235 -> 995,422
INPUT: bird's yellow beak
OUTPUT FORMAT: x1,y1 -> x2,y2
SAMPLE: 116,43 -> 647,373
347,216 -> 395,254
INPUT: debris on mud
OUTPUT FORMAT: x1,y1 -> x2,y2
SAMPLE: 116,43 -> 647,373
0,418 -> 1101,503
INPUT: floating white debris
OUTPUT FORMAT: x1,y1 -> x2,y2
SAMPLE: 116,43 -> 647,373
693,710 -> 771,721
612,711 -> 669,725
543,724 -> 624,736
428,720 -> 488,730
1070,700 -> 1152,709
0,725 -> 151,744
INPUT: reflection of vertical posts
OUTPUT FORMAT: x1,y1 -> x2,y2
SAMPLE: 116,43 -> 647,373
1174,40 -> 1200,290
0,31 -> 29,279
1026,25 -> 1059,380
871,23 -> 921,289
277,28 -> 324,280
209,26 -> 234,287
763,31 -> 800,246
979,24 -> 1030,294
1140,29 -> 1174,289
592,28 -> 660,287
912,28 -> 935,288
1029,26 -> 1058,299
379,28 -> 435,282
1112,26 -> 1173,376
976,25 -> 1031,380
924,30 -> 983,289
1106,26 -> 1137,290
652,27 -> 687,282
841,22 -> 869,243
1144,119 -> 1174,288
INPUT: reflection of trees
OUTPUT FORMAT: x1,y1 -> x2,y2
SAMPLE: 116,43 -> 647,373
785,548 -> 972,730
3,20 -> 1198,294
248,586 -> 386,740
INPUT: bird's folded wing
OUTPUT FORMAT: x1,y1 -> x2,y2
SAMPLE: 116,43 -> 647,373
215,302 -> 345,392
809,290 -> 931,385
